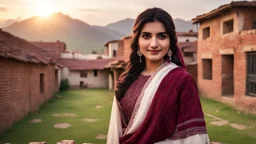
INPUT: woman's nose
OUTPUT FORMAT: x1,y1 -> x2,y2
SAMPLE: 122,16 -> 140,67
150,37 -> 158,49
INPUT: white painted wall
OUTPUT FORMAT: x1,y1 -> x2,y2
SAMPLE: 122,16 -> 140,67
68,69 -> 109,88
61,53 -> 74,59
108,73 -> 113,90
61,67 -> 70,80
108,42 -> 118,58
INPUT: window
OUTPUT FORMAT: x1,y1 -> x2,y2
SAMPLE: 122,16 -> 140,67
203,27 -> 210,39
94,70 -> 98,77
202,59 -> 212,80
40,73 -> 44,93
80,71 -> 87,78
184,52 -> 193,57
253,21 -> 256,29
55,70 -> 58,87
80,81 -> 84,88
223,19 -> 234,34
113,50 -> 116,57
246,52 -> 256,97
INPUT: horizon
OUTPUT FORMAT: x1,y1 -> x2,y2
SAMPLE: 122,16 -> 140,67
0,0 -> 251,27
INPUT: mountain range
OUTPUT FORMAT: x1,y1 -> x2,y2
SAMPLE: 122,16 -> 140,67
2,12 -> 197,54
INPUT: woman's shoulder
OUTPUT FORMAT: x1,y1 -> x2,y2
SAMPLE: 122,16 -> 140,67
167,66 -> 195,83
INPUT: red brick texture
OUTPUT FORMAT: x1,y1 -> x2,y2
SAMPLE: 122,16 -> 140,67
197,9 -> 256,113
0,58 -> 58,133
123,37 -> 132,62
186,64 -> 198,85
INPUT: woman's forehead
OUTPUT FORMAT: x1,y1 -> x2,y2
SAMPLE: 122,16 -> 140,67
141,21 -> 166,33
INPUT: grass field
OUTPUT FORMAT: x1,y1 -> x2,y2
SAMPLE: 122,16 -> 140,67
0,89 -> 255,144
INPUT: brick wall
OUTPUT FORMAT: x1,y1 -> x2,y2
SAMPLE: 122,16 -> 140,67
116,40 -> 124,59
186,64 -> 198,85
197,9 -> 256,113
123,37 -> 132,62
0,58 -> 58,133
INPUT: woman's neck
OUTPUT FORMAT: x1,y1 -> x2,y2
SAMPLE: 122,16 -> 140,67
142,59 -> 165,75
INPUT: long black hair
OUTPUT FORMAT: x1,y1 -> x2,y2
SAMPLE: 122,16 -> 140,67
115,7 -> 182,101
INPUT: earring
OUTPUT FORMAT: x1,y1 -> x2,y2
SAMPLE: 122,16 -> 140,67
167,48 -> 172,61
137,49 -> 142,63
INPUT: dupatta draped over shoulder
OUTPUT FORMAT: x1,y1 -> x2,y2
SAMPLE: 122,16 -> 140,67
107,49 -> 210,144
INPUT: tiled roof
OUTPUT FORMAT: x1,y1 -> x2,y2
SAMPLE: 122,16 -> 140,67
0,30 -> 50,64
57,58 -> 116,70
31,41 -> 66,60
0,44 -> 48,64
192,1 -> 256,24
104,40 -> 120,46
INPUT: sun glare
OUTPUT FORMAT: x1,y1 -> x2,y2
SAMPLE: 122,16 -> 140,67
35,0 -> 57,17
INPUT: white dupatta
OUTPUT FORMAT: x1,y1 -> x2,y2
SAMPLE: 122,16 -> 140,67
107,62 -> 210,144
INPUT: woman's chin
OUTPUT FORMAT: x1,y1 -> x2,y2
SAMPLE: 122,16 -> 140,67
146,57 -> 164,63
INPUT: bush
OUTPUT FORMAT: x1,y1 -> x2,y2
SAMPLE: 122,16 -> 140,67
60,79 -> 70,91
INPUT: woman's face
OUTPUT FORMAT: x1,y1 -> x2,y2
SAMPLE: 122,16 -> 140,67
138,20 -> 170,64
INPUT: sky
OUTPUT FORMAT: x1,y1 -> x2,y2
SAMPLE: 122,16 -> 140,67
0,0 -> 252,26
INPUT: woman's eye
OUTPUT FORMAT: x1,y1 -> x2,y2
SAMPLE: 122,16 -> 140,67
142,34 -> 151,39
158,35 -> 167,40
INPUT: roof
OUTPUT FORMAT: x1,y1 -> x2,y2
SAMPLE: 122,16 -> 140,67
31,41 -> 66,59
105,59 -> 126,69
104,40 -> 120,46
0,30 -> 50,64
32,41 -> 66,51
57,58 -> 116,70
177,41 -> 197,53
122,35 -> 132,40
192,1 -> 256,24
0,44 -> 48,64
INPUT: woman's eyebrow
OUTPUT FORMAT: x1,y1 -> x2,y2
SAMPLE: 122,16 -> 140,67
157,32 -> 167,35
141,32 -> 151,34
141,32 -> 167,35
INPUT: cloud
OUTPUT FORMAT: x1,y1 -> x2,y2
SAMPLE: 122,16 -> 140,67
0,6 -> 7,12
75,8 -> 103,13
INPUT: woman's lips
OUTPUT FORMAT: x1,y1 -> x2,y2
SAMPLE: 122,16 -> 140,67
148,50 -> 161,55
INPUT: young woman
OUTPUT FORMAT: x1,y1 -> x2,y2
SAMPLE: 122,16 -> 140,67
107,7 -> 210,144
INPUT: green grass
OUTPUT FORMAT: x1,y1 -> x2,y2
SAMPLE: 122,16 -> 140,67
201,96 -> 256,144
0,89 -> 114,144
0,90 -> 255,144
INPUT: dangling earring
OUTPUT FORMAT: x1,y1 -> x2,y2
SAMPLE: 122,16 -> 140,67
137,49 -> 142,63
167,48 -> 172,61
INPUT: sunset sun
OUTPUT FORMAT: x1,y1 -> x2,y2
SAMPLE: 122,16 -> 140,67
35,0 -> 57,17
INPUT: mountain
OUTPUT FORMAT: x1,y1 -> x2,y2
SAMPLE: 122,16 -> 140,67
0,19 -> 19,28
106,18 -> 134,36
174,18 -> 197,32
3,13 -> 122,54
105,18 -> 197,36
92,25 -> 123,39
3,13 -> 197,54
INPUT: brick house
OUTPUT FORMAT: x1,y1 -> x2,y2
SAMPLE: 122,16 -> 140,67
0,30 -> 61,133
57,58 -> 114,89
104,37 -> 130,90
192,1 -> 256,113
